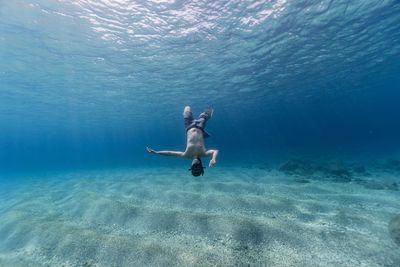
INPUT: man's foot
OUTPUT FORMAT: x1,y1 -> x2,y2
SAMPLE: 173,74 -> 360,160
184,106 -> 191,112
204,108 -> 214,118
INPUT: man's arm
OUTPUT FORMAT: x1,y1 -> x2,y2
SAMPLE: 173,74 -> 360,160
146,147 -> 184,157
206,149 -> 219,167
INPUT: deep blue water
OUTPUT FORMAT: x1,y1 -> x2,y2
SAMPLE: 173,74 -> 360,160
1,0 -> 400,173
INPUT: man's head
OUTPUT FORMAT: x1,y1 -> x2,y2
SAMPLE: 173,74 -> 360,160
189,158 -> 205,176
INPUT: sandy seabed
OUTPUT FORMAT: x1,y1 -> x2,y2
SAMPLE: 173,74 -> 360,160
0,167 -> 399,267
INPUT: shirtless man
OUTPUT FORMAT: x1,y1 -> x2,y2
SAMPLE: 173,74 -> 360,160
146,106 -> 219,176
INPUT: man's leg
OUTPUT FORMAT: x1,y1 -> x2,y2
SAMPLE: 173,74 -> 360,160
183,106 -> 194,129
196,108 -> 213,129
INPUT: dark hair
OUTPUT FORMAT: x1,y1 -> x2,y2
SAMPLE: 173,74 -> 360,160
189,158 -> 205,176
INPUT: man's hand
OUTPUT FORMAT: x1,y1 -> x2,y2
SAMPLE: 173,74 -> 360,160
206,149 -> 219,167
146,147 -> 157,154
209,159 -> 216,167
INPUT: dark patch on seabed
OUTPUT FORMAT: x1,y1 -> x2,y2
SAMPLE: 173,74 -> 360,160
389,215 -> 400,246
278,158 -> 400,191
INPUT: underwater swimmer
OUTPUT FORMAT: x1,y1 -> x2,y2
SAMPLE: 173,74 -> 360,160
146,106 -> 219,177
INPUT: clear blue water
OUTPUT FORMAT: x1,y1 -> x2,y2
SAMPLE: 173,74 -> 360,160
1,0 -> 400,172
1,1 -> 400,266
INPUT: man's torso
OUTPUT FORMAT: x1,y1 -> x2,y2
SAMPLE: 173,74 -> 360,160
183,128 -> 207,158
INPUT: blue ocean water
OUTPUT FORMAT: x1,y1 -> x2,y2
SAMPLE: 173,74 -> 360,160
1,1 -> 400,266
1,0 -> 399,172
